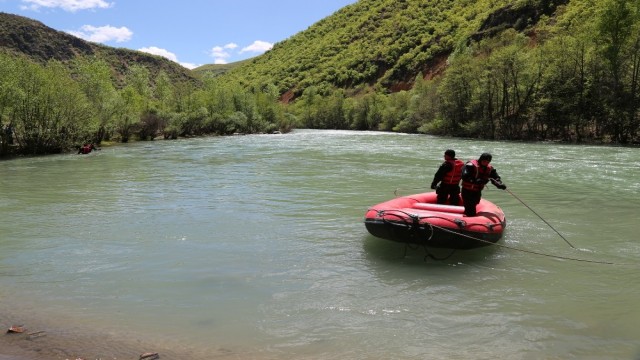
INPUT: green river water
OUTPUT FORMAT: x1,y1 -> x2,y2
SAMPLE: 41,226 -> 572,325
0,129 -> 639,359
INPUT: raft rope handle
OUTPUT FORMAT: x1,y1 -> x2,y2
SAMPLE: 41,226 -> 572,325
375,210 -> 472,261
379,210 -> 450,261
373,208 -> 500,232
376,209 -> 456,260
400,219 -> 458,261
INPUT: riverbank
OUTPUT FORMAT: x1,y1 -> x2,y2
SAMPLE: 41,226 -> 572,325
1,303 -> 281,360
0,355 -> 30,360
0,309 -> 224,360
0,312 -> 150,360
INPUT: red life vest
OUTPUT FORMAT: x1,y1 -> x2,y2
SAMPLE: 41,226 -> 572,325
442,159 -> 464,185
462,159 -> 493,191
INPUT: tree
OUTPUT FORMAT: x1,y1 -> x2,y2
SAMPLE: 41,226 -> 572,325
72,58 -> 118,142
597,0 -> 635,142
114,86 -> 143,142
7,59 -> 92,154
438,51 -> 476,135
0,53 -> 20,155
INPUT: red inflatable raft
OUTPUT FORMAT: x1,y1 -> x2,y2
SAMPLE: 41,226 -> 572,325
364,192 -> 506,249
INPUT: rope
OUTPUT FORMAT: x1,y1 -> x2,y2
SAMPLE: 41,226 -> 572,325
378,188 -> 629,265
489,182 -> 576,249
424,247 -> 458,261
373,208 -> 627,265
376,209 -> 456,261
374,208 -> 500,234
429,222 -> 626,266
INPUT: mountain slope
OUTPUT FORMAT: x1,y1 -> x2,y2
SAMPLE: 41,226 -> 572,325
0,12 -> 197,86
192,58 -> 254,77
1,0 -> 565,96
219,0 -> 567,99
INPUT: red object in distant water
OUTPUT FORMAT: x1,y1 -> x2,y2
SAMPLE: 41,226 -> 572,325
78,143 -> 98,154
364,192 -> 506,249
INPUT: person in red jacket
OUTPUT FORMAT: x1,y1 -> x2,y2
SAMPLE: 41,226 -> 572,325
431,149 -> 465,205
461,152 -> 506,216
78,143 -> 99,154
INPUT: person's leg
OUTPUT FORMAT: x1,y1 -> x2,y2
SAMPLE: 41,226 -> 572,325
449,186 -> 461,206
462,188 -> 478,216
436,186 -> 447,204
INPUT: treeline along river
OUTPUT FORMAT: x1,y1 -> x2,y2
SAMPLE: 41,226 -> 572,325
0,130 -> 639,359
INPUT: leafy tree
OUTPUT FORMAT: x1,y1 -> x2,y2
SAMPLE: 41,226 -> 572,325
8,59 -> 92,154
0,53 -> 20,155
438,51 -> 476,135
71,58 -> 118,142
154,70 -> 174,113
596,0 -> 640,142
113,86 -> 143,142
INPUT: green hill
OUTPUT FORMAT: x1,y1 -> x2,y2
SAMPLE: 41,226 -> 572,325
219,0 -> 566,99
0,1 -> 589,99
2,0 -> 640,148
192,58 -> 254,78
0,12 -> 198,86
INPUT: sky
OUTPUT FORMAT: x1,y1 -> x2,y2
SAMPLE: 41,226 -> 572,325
0,0 -> 358,69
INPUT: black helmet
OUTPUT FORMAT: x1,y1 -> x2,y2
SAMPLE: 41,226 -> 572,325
479,152 -> 492,162
444,149 -> 455,158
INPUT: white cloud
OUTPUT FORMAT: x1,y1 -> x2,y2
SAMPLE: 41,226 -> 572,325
209,43 -> 238,64
20,0 -> 113,12
68,25 -> 132,43
139,47 -> 199,70
180,62 -> 199,70
240,40 -> 273,54
139,46 -> 178,62
209,41 -> 271,64
210,46 -> 229,59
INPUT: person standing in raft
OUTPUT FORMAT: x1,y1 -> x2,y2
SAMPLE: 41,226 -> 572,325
461,152 -> 507,216
430,149 -> 465,205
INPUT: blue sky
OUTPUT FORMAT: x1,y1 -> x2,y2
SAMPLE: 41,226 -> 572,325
0,0 -> 358,69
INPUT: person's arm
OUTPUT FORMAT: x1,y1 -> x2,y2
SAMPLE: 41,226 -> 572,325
431,162 -> 451,189
490,168 -> 507,189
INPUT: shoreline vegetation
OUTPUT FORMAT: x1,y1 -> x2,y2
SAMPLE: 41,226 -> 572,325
1,132 -> 638,164
2,129 -> 638,162
4,3 -> 640,159
3,0 -> 640,158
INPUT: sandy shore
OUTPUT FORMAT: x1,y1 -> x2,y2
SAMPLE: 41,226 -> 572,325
0,320 -> 157,360
0,310 -> 277,360
0,313 -> 226,360
0,356 -> 30,360
0,354 -> 31,360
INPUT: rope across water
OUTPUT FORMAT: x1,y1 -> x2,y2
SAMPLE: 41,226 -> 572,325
426,222 -> 627,266
375,208 -> 628,266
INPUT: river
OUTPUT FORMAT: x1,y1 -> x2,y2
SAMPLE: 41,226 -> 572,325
0,129 -> 638,359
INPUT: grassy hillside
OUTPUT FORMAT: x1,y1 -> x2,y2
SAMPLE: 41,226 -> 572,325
192,58 -> 255,77
0,1 -> 569,97
219,0 -> 566,99
2,0 -> 639,148
0,12 -> 198,87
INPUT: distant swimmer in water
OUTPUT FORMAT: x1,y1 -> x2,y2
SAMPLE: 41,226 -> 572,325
78,143 -> 100,154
